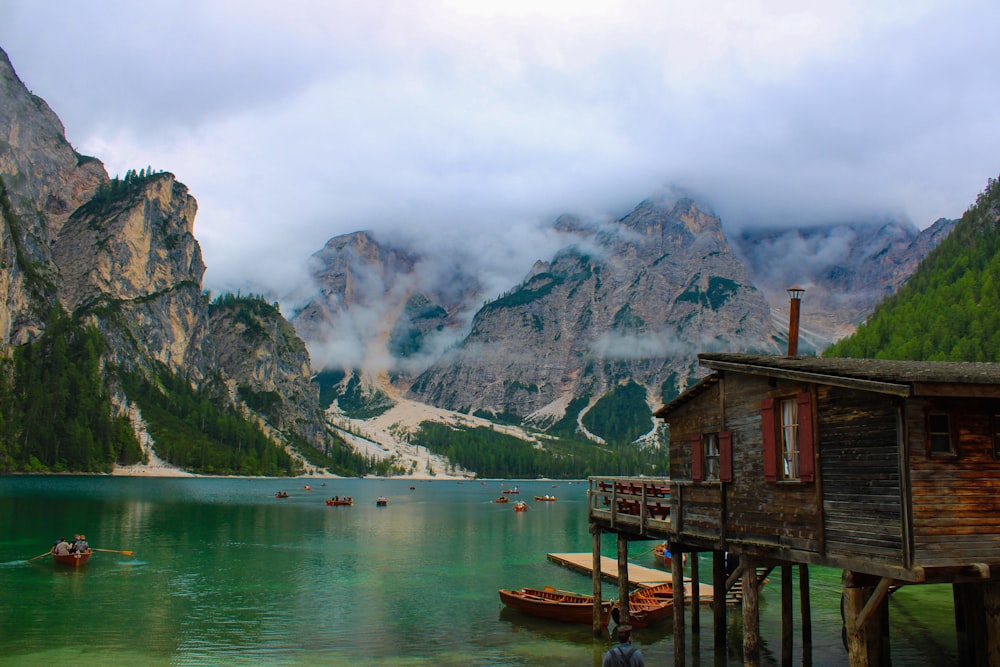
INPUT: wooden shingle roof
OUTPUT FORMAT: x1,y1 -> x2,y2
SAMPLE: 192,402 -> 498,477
655,353 -> 1000,418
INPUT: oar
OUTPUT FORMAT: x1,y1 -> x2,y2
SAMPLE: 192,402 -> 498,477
93,548 -> 135,556
26,550 -> 52,562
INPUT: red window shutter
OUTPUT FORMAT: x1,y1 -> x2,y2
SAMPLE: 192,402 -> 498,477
691,434 -> 703,482
719,430 -> 733,482
797,392 -> 815,482
761,398 -> 777,482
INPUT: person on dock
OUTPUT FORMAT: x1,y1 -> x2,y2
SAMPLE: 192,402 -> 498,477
603,624 -> 644,667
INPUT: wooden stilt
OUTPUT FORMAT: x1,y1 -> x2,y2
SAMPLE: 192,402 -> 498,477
800,564 -> 812,667
617,532 -> 631,626
742,556 -> 760,666
713,551 -> 727,653
672,545 -> 686,667
983,581 -> 1000,666
591,524 -> 603,637
781,564 -> 793,666
691,550 -> 700,632
842,571 -> 890,667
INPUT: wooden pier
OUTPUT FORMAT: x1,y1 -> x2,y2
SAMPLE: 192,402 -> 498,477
547,552 -> 714,601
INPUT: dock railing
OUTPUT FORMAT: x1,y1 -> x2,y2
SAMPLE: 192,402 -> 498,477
588,476 -> 673,535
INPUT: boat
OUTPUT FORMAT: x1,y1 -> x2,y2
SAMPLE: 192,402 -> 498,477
501,486 -> 520,494
513,501 -> 528,511
534,495 -> 556,501
376,496 -> 388,506
498,587 -> 613,626
303,485 -> 311,491
613,582 -> 674,628
326,498 -> 353,506
53,550 -> 92,568
275,492 -> 289,498
495,496 -> 510,503
653,542 -> 688,568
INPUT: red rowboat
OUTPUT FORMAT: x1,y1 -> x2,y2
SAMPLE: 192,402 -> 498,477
52,550 -> 92,568
498,587 -> 613,626
615,582 -> 674,628
326,499 -> 353,506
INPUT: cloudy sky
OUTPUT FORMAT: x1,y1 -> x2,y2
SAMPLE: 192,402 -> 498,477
1,0 -> 998,302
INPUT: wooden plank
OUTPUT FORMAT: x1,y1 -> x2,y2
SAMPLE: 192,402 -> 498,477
546,553 -> 715,601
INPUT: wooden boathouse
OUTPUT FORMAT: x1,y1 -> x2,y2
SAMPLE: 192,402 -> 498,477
588,351 -> 1000,666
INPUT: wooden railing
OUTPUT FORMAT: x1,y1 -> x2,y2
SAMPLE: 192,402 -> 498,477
588,476 -> 673,534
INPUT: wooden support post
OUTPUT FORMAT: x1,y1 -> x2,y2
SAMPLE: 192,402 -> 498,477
742,556 -> 760,666
781,564 -> 793,667
618,532 -> 631,626
984,581 -> 1000,666
954,580 -> 1000,666
713,551 -> 727,653
800,564 -> 812,666
691,550 -> 700,632
672,545 -> 686,667
591,524 -> 603,637
842,571 -> 888,667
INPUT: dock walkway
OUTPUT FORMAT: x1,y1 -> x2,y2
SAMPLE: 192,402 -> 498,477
547,553 -> 714,601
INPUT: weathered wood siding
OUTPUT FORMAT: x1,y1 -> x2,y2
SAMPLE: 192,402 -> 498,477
908,397 -> 1000,566
817,385 -> 903,564
723,374 -> 821,553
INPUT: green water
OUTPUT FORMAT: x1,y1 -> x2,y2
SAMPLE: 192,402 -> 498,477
0,477 -> 957,666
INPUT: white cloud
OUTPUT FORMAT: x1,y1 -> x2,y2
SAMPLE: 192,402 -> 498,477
1,0 -> 997,302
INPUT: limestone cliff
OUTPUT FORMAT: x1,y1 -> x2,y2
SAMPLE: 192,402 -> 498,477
0,46 -> 328,456
407,196 -> 775,418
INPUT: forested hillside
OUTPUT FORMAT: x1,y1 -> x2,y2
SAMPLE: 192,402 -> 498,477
825,176 -> 1000,361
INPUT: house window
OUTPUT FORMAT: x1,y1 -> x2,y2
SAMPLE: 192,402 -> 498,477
780,398 -> 799,480
927,413 -> 955,456
704,433 -> 720,480
994,416 -> 1000,459
691,430 -> 732,482
761,392 -> 815,483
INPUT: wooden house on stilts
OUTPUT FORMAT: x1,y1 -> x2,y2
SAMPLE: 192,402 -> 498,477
587,290 -> 1000,665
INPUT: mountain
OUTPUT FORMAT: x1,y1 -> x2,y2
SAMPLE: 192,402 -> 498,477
295,194 -> 952,448
0,46 -> 334,474
732,218 -> 956,347
825,176 -> 1000,361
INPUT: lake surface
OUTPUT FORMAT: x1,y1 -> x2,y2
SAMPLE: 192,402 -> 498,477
0,477 -> 958,666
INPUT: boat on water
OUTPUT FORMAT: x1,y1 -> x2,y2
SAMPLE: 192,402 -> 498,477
613,582 -> 674,628
495,496 -> 510,503
326,498 -> 353,506
275,492 -> 289,498
53,550 -> 92,568
652,542 -> 688,568
501,487 -> 520,494
513,501 -> 528,512
533,495 -> 556,501
376,496 -> 388,506
499,587 -> 613,626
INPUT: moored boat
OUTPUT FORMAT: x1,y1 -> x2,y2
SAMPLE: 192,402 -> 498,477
53,550 -> 92,568
614,582 -> 674,628
498,587 -> 613,626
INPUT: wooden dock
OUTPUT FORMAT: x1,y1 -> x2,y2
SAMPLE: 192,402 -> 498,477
547,553 -> 715,601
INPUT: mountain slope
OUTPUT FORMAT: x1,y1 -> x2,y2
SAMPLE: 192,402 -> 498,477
825,176 -> 1000,361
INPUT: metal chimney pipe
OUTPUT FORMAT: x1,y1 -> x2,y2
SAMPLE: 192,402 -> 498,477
786,286 -> 804,356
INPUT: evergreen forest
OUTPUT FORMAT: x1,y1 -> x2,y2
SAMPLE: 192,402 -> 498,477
826,175 -> 1000,361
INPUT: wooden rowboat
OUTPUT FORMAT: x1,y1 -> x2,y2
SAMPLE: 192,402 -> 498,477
498,587 -> 613,626
53,550 -> 92,568
614,582 -> 674,628
495,496 -> 510,503
533,495 -> 556,501
326,499 -> 353,506
513,501 -> 528,512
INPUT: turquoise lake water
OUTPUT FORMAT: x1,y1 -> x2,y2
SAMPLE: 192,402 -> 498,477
0,477 -> 958,666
